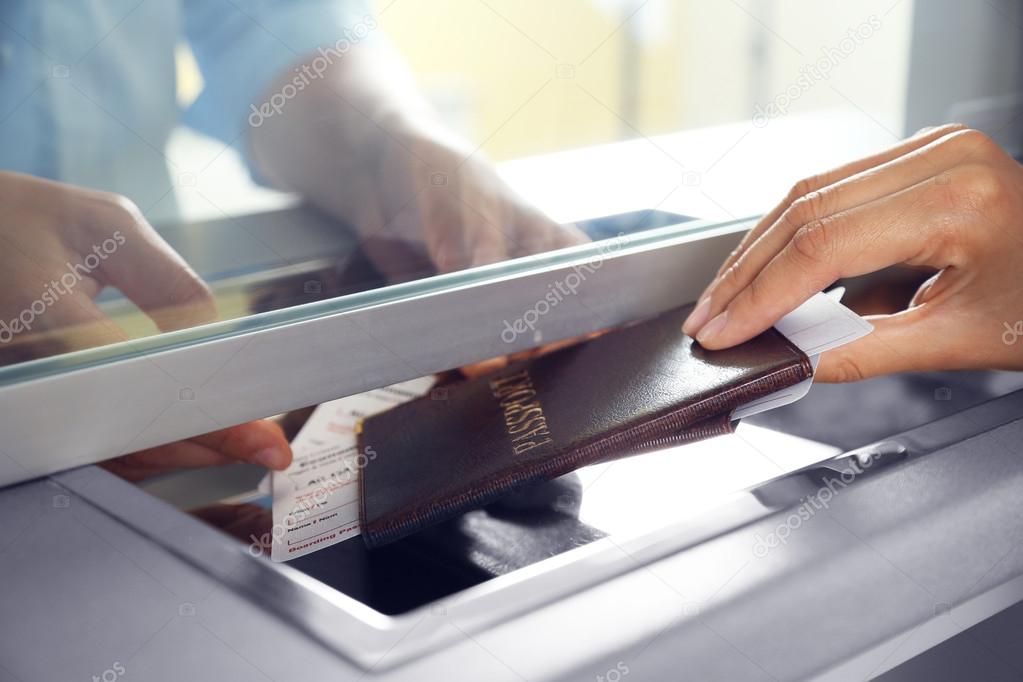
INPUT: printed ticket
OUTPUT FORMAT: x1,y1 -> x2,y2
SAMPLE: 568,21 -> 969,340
270,376 -> 435,562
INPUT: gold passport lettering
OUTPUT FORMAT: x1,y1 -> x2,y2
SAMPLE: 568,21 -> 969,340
489,370 -> 553,454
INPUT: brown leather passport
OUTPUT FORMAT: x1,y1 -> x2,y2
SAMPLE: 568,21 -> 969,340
357,303 -> 813,548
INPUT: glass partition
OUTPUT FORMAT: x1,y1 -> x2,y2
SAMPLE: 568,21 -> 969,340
0,206 -> 703,387
0,0 -> 929,382
4,0 -> 1021,483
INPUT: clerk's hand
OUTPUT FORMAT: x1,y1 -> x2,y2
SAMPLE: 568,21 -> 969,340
104,420 -> 291,481
0,171 -> 292,475
359,125 -> 589,274
276,117 -> 590,278
682,124 -> 1023,381
249,47 -> 588,280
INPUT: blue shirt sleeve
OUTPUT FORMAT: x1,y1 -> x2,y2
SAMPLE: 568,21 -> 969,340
181,0 -> 377,175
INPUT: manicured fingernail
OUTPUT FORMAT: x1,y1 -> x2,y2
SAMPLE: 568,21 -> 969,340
252,447 -> 288,470
696,310 -> 728,346
682,297 -> 712,336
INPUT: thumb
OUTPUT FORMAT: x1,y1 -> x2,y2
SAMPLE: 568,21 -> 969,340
816,308 -> 946,382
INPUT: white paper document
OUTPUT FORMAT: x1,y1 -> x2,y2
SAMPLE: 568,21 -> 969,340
269,291 -> 871,561
270,377 -> 434,562
731,290 -> 872,419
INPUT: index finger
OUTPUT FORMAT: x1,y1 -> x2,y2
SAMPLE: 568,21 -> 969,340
79,194 -> 217,331
694,182 -> 937,349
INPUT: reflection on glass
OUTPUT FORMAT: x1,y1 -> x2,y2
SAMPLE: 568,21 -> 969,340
0,0 -> 917,374
0,195 -> 697,372
0,3 -> 592,372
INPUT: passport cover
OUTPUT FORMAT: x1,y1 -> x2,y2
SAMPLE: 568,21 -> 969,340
358,302 -> 813,548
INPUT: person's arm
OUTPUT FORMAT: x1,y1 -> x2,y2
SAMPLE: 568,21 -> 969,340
183,1 -> 585,275
682,124 -> 1023,381
247,39 -> 586,274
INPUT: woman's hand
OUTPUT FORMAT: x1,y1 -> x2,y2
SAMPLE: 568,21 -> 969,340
682,124 -> 1023,381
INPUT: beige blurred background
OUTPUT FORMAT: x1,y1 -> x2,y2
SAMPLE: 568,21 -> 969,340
176,0 -> 914,162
